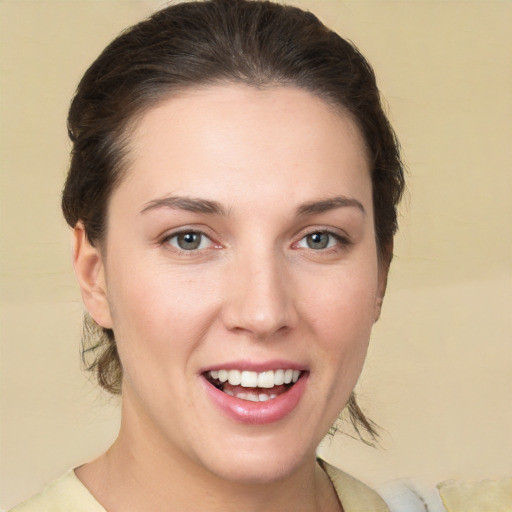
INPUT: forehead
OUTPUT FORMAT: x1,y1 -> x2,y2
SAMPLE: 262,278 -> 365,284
117,84 -> 371,211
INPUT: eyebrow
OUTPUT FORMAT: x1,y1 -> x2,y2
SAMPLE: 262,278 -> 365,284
296,196 -> 366,216
140,194 -> 365,217
141,196 -> 227,216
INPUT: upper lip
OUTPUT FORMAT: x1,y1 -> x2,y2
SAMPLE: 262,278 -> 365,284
200,359 -> 307,373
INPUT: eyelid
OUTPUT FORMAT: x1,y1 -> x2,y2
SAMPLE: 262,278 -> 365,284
159,226 -> 222,254
168,231 -> 212,250
292,227 -> 352,250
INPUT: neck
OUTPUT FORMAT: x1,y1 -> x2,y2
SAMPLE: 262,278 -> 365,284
75,399 -> 341,512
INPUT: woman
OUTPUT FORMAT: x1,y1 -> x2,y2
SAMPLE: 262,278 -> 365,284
11,0 -> 404,510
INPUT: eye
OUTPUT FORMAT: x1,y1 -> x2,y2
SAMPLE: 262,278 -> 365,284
296,231 -> 340,250
166,231 -> 213,251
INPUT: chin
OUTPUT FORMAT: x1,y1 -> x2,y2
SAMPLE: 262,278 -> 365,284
210,456 -> 304,485
192,433 -> 315,485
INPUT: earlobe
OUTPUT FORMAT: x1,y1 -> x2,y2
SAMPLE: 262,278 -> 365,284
72,223 -> 113,329
374,242 -> 393,323
373,273 -> 388,323
373,293 -> 385,323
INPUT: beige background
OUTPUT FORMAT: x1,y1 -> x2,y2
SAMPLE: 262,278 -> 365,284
1,0 -> 511,509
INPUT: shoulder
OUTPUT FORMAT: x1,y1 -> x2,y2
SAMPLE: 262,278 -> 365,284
9,470 -> 106,512
319,459 -> 390,512
11,462 -> 390,512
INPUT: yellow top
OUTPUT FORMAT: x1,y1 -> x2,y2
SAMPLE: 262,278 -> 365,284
9,471 -> 104,512
10,461 -> 389,512
11,462 -> 511,512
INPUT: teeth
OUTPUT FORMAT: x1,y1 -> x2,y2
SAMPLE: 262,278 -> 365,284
224,390 -> 280,402
228,369 -> 241,386
208,368 -> 302,388
257,371 -> 275,388
274,369 -> 285,385
240,371 -> 258,387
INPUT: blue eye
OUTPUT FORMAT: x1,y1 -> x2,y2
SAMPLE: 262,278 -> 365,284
167,231 -> 213,251
297,231 -> 338,250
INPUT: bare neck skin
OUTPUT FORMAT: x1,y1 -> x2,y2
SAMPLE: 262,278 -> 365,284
75,400 -> 342,512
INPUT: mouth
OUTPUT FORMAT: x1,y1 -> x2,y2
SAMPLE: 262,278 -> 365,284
204,369 -> 303,403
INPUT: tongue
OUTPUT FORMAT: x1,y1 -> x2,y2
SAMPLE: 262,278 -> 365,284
222,383 -> 289,396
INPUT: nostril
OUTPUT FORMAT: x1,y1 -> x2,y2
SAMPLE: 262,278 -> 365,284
222,300 -> 296,339
221,260 -> 298,338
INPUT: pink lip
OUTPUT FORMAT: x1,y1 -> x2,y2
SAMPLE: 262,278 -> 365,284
201,372 -> 308,425
201,359 -> 307,373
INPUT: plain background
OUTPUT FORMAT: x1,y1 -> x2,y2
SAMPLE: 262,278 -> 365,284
1,0 -> 511,509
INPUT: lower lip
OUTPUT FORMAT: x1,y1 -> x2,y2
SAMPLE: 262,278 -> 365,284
201,374 -> 308,425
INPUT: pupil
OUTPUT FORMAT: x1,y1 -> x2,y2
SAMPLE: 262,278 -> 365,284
308,232 -> 328,249
178,232 -> 201,250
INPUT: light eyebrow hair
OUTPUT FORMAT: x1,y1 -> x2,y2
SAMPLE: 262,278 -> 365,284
140,195 -> 227,216
296,196 -> 366,216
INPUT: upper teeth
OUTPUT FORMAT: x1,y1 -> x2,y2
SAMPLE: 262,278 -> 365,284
209,369 -> 301,388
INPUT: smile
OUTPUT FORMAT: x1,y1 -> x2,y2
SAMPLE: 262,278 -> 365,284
205,369 -> 302,402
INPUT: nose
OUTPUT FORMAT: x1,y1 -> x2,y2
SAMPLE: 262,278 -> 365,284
221,249 -> 298,339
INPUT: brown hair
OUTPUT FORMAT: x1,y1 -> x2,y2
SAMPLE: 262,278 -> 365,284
63,0 -> 404,442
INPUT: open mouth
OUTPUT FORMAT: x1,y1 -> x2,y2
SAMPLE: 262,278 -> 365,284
204,369 -> 303,403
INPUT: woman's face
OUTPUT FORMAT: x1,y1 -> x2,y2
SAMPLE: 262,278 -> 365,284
82,85 -> 386,483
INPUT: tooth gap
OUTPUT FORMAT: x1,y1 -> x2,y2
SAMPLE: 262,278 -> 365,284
205,373 -> 224,390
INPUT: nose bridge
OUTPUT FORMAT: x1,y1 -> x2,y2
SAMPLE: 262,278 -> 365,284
222,244 -> 296,338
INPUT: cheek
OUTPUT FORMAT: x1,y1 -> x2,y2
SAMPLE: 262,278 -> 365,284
301,262 -> 378,380
305,261 -> 378,334
105,263 -> 222,364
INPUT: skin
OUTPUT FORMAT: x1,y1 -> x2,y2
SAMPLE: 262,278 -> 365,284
73,84 -> 388,512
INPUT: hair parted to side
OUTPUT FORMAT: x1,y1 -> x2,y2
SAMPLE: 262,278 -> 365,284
63,0 -> 404,443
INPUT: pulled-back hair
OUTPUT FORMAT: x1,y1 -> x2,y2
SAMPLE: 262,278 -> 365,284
62,0 -> 404,442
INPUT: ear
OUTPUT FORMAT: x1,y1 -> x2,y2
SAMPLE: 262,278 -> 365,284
72,222 -> 113,329
374,241 -> 393,323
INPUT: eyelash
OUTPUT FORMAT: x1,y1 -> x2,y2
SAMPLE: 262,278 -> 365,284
161,229 -> 218,255
294,229 -> 352,253
160,227 -> 351,257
